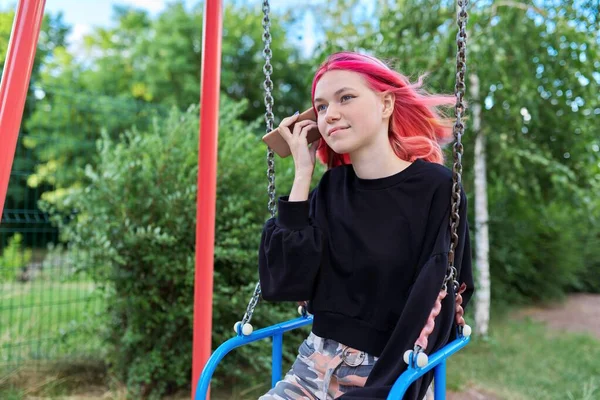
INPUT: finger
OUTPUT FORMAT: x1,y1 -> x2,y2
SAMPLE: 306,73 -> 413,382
278,114 -> 301,139
291,119 -> 315,134
279,112 -> 300,129
296,121 -> 318,138
278,125 -> 292,141
309,141 -> 319,157
299,124 -> 315,140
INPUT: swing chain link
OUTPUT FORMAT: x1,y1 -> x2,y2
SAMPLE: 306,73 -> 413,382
241,282 -> 262,328
240,0 -> 274,329
444,0 -> 468,295
263,0 -> 276,219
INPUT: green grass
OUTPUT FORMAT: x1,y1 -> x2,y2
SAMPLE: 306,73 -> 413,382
447,317 -> 600,399
0,361 -> 110,399
1,286 -> 599,399
0,280 -> 105,367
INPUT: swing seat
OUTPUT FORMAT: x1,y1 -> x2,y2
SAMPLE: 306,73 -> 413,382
195,316 -> 470,400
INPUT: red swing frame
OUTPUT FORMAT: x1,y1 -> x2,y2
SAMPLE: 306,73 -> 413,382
0,1 -> 221,398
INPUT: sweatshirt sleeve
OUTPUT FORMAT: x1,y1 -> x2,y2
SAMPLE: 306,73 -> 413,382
340,184 -> 475,400
258,190 -> 324,302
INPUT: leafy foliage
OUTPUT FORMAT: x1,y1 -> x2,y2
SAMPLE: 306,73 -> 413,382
21,2 -> 312,207
0,234 -> 32,282
0,8 -> 70,209
43,98 -> 308,397
308,0 -> 600,300
5,0 -> 600,395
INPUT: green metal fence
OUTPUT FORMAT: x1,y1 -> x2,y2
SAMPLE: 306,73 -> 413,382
0,86 -> 166,373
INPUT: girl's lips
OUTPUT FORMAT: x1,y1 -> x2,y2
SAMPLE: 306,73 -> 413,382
329,127 -> 349,136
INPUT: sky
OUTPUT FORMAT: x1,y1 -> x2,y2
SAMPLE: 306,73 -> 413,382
47,0 -> 185,44
0,0 -> 322,56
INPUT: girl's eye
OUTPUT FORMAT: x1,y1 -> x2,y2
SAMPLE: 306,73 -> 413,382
316,95 -> 354,112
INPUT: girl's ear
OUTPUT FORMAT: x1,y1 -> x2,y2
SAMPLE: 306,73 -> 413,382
381,91 -> 395,118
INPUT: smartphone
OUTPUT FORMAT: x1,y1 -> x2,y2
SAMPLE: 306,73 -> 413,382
262,108 -> 321,158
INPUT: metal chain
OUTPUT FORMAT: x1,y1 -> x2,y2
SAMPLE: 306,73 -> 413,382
240,0 -> 274,329
242,0 -> 467,330
241,282 -> 262,328
443,0 -> 468,294
262,0 -> 277,219
407,0 -> 469,361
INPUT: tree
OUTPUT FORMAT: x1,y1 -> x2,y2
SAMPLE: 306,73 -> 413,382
466,1 -> 600,302
75,1 -> 311,119
309,0 -> 600,305
0,8 -> 70,211
470,73 -> 490,336
23,1 -> 313,206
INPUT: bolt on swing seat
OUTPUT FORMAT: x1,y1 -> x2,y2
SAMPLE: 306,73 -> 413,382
195,1 -> 471,399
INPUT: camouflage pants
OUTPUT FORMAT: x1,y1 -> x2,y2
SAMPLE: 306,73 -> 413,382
259,332 -> 378,400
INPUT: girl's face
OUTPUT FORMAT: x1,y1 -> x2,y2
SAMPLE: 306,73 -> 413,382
313,70 -> 392,156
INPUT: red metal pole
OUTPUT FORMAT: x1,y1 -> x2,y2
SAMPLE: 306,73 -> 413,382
0,0 -> 46,221
192,0 -> 222,398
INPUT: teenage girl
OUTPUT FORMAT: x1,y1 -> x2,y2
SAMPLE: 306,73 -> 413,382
258,51 -> 474,400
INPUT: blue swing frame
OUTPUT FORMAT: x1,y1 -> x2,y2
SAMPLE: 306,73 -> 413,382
195,316 -> 470,400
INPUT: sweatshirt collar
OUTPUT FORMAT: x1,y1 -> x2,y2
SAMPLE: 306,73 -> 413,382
350,159 -> 423,190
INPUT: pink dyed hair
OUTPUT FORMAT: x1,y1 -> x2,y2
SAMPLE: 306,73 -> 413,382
311,52 -> 456,168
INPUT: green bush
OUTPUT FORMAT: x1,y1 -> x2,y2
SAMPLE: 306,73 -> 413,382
43,98 -> 309,398
487,186 -> 591,306
0,233 -> 32,282
570,219 -> 600,294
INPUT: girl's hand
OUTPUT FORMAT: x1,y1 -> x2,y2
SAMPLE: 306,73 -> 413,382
278,113 -> 319,177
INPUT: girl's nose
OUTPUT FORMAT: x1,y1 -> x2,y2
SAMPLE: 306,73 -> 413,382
325,106 -> 341,123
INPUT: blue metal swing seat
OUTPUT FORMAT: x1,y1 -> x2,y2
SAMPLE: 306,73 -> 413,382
195,316 -> 470,400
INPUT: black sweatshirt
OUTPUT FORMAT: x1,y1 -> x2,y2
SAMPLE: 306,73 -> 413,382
259,158 -> 474,399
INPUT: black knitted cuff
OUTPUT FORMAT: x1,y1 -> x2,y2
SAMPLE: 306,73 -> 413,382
276,196 -> 310,230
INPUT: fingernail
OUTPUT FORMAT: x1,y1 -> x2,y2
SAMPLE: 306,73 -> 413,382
293,111 -> 299,116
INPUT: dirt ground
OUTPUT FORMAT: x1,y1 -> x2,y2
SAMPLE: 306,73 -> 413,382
517,293 -> 600,339
447,387 -> 502,400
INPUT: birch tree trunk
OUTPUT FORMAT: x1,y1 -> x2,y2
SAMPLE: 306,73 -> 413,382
470,73 -> 490,336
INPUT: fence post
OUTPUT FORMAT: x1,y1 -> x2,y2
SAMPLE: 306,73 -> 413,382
0,0 -> 46,219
